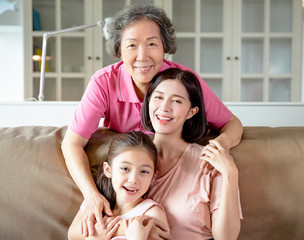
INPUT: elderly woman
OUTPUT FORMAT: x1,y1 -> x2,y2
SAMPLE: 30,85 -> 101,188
61,3 -> 243,238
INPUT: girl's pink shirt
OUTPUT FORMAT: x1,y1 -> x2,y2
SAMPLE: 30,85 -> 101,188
69,59 -> 232,139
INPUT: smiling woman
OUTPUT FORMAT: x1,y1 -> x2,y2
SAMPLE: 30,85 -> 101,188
141,68 -> 242,239
120,19 -> 165,100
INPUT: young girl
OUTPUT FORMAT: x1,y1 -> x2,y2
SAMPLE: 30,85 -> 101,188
68,131 -> 169,240
141,68 -> 243,240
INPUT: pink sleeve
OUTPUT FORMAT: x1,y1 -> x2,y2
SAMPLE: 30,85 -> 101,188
209,174 -> 243,221
195,75 -> 232,129
69,75 -> 108,139
209,174 -> 223,221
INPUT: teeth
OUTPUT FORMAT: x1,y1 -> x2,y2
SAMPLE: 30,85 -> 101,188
124,186 -> 137,193
157,115 -> 171,121
137,66 -> 150,71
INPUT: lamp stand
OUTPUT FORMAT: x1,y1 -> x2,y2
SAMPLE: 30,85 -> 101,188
38,21 -> 102,101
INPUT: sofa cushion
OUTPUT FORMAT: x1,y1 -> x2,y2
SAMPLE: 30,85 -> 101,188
231,127 -> 304,239
0,126 -> 82,240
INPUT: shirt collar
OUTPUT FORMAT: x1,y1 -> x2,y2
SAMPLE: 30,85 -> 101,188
119,63 -> 140,103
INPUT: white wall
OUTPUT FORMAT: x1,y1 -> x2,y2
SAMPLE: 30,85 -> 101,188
302,16 -> 304,101
0,27 -> 24,101
0,0 -> 24,101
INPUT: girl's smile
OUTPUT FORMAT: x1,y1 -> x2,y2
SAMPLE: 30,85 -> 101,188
104,149 -> 155,214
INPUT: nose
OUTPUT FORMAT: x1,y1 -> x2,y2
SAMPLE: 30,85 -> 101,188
160,98 -> 171,112
136,45 -> 148,61
128,171 -> 138,184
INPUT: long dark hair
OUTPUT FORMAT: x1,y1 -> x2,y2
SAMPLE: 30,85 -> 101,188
141,68 -> 208,143
95,131 -> 157,209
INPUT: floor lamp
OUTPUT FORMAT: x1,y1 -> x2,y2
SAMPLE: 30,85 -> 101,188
38,21 -> 103,101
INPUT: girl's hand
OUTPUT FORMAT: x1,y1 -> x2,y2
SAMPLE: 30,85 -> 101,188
123,215 -> 153,240
200,140 -> 238,178
80,193 -> 113,236
86,216 -> 120,240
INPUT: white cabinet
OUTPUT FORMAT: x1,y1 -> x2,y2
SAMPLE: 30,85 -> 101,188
165,0 -> 302,102
24,0 -> 127,101
24,0 -> 85,101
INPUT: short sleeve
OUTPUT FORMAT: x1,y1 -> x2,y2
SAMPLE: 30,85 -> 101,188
69,74 -> 108,139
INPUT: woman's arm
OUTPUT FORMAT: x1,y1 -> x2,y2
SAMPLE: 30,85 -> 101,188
211,172 -> 241,240
215,114 -> 243,151
201,140 -> 241,240
62,129 -> 113,236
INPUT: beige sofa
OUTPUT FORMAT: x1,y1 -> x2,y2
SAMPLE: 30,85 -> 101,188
1,126 -> 304,239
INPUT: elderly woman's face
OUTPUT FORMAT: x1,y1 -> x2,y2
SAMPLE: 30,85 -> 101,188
121,19 -> 164,93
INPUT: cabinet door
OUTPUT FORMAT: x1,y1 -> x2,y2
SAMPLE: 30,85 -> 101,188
30,0 -> 86,101
167,0 -> 301,102
234,0 -> 301,102
166,0 -> 231,101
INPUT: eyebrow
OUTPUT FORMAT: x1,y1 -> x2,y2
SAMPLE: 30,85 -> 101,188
120,161 -> 153,169
153,90 -> 186,100
124,36 -> 160,42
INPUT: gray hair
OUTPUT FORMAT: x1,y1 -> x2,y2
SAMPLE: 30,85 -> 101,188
104,4 -> 177,59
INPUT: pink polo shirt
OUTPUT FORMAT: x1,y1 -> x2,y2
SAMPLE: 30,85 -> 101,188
69,59 -> 231,139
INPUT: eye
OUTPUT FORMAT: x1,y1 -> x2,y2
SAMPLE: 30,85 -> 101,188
152,94 -> 163,100
141,170 -> 150,175
127,43 -> 136,48
120,167 -> 129,172
148,42 -> 157,47
172,99 -> 182,104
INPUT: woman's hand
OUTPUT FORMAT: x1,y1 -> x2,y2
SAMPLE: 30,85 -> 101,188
200,141 -> 218,177
200,140 -> 238,178
80,193 -> 113,237
147,218 -> 172,240
86,216 -> 120,240
123,215 -> 153,240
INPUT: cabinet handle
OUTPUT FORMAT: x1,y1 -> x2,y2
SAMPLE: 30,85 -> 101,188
88,56 -> 92,60
235,56 -> 239,60
96,57 -> 100,60
226,57 -> 231,60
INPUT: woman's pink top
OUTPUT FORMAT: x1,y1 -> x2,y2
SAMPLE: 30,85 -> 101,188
69,59 -> 232,139
146,143 -> 243,240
